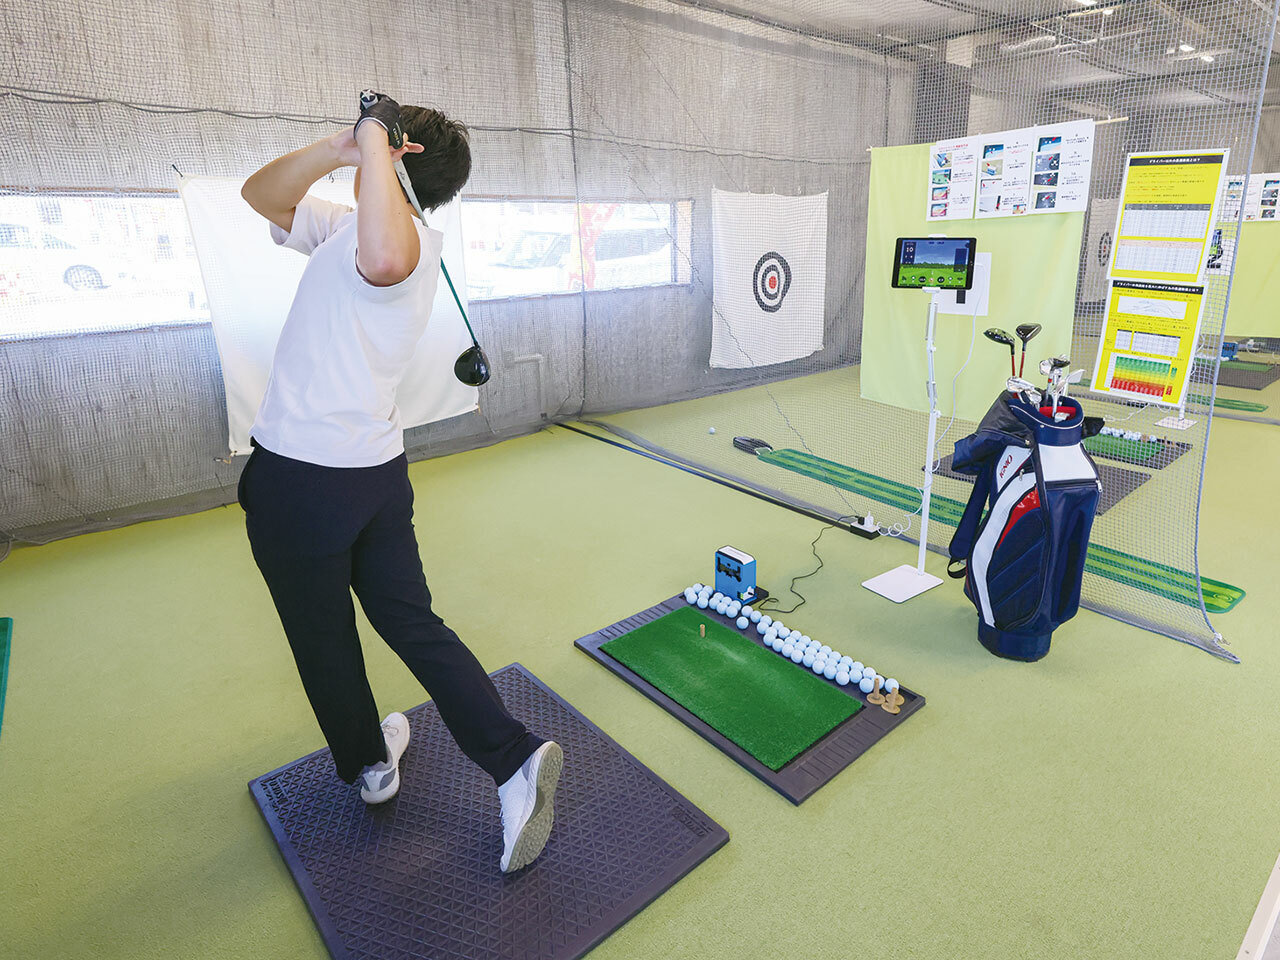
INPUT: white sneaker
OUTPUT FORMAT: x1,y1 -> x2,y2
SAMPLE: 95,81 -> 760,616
497,741 -> 563,873
359,712 -> 410,805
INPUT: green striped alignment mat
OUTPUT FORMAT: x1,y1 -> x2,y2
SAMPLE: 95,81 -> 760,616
1186,393 -> 1269,413
1082,434 -> 1164,464
755,448 -> 1245,614
601,605 -> 858,770
0,618 -> 10,741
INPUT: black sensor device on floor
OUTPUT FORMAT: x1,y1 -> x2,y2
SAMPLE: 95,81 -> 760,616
892,236 -> 976,290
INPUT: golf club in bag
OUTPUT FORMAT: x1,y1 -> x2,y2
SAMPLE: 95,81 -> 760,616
359,90 -> 491,387
945,389 -> 1103,661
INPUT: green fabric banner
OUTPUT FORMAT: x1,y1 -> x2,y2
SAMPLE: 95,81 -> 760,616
860,143 -> 1086,421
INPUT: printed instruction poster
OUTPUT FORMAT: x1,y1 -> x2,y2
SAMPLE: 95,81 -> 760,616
1242,171 -> 1280,220
1220,175 -> 1245,222
1090,280 -> 1205,407
927,137 -> 978,220
933,120 -> 1094,220
1108,149 -> 1229,285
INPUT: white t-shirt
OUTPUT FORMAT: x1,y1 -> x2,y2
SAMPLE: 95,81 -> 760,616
251,195 -> 444,467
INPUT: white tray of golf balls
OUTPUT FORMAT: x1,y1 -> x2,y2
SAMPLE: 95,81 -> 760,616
683,584 -> 900,699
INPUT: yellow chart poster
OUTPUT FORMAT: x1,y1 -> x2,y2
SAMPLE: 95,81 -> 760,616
1090,280 -> 1205,406
1109,150 -> 1228,285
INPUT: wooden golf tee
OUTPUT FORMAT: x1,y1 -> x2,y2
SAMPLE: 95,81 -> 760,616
699,624 -> 705,638
868,676 -> 885,705
882,687 -> 903,715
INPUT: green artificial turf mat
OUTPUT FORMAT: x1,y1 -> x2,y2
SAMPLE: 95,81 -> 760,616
0,618 -> 10,741
1083,434 -> 1163,463
1187,392 -> 1269,413
600,605 -> 858,770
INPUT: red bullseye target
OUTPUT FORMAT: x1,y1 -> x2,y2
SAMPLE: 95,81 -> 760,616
752,251 -> 791,313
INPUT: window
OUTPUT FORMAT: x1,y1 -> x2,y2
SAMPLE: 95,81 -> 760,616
0,192 -> 209,340
462,198 -> 693,301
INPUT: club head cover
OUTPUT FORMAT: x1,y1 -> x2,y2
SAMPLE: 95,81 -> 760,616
357,90 -> 404,149
455,344 -> 491,386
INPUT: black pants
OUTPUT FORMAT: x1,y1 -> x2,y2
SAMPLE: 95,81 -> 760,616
239,441 -> 542,785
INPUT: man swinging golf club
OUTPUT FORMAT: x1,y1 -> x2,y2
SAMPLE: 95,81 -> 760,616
238,90 -> 561,873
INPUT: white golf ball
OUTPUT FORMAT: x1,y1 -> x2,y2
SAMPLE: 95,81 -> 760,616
697,597 -> 709,609
802,652 -> 815,667
812,660 -> 826,675
780,642 -> 793,658
777,627 -> 791,640
839,656 -> 852,667
875,674 -> 885,690
836,670 -> 850,686
684,589 -> 697,604
823,663 -> 838,681
728,602 -> 741,616
858,676 -> 874,693
708,426 -> 716,434
756,622 -> 768,635
851,662 -> 864,676
760,615 -> 773,628
749,610 -> 762,623
711,592 -> 724,604
800,636 -> 811,647
742,605 -> 753,617
771,636 -> 786,652
692,583 -> 704,593
862,666 -> 876,680
790,648 -> 804,663
884,678 -> 900,694
764,628 -> 778,642
819,645 -> 831,656
736,616 -> 749,630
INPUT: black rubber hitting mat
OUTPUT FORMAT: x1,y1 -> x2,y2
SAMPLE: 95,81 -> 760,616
935,455 -> 1149,516
575,596 -> 924,805
1191,358 -> 1280,390
249,664 -> 727,960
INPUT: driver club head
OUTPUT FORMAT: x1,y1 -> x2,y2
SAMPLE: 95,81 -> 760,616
1015,323 -> 1041,376
454,343 -> 491,386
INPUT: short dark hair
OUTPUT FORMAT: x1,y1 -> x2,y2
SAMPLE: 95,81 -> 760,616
399,106 -> 471,211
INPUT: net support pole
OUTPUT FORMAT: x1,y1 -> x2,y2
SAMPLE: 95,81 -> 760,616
861,289 -> 946,603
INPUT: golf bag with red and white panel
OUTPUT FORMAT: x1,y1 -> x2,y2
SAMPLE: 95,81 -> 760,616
946,392 -> 1103,661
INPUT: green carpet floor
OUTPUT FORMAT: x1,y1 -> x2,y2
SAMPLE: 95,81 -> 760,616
601,604 -> 858,770
0,415 -> 1278,960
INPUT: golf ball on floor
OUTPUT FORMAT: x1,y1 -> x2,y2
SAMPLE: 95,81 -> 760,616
736,616 -> 749,630
741,605 -> 753,617
708,427 -> 716,434
823,664 -> 838,680
684,589 -> 697,604
851,662 -> 864,676
802,652 -> 815,667
759,615 -> 773,628
800,636 -> 811,647
777,627 -> 791,640
771,636 -> 785,652
819,645 -> 831,656
756,622 -> 768,635
780,642 -> 794,657
858,676 -> 874,693
697,597 -> 709,608
711,592 -> 724,604
884,679 -> 899,694
836,670 -> 850,686
790,648 -> 804,663
812,660 -> 826,675
749,610 -> 762,623
862,666 -> 876,680
692,583 -> 704,593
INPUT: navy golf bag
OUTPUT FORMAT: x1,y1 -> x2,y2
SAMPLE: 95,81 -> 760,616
946,393 -> 1103,662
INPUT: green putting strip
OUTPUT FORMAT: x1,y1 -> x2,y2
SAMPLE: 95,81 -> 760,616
1187,392 -> 1269,413
1195,358 -> 1274,373
1083,434 -> 1163,464
600,605 -> 858,771
756,448 -> 1244,614
0,618 -> 11,741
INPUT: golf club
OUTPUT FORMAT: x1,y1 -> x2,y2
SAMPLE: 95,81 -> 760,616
1006,376 -> 1041,407
984,328 -> 1017,377
1015,323 -> 1041,377
361,90 -> 494,387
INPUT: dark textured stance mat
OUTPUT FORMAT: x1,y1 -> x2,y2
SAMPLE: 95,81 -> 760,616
935,455 -> 1149,516
1192,358 -> 1280,390
249,663 -> 727,960
576,596 -> 924,804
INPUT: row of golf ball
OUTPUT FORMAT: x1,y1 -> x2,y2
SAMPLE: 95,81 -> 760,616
683,584 -> 900,695
1098,426 -> 1159,443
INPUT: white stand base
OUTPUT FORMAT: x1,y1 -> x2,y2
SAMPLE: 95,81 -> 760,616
1156,415 -> 1197,430
862,564 -> 944,603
